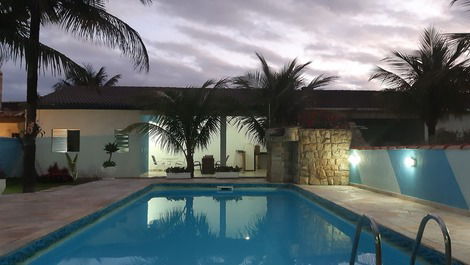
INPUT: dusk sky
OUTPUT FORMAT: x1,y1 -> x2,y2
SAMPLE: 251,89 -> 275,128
2,0 -> 470,101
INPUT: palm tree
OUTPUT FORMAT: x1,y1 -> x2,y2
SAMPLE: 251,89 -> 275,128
450,1 -> 470,47
233,53 -> 338,145
126,79 -> 228,177
0,1 -> 82,76
53,64 -> 121,91
370,27 -> 470,140
0,0 -> 150,192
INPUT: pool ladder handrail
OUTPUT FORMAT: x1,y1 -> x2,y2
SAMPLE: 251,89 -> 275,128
409,214 -> 452,265
349,214 -> 382,265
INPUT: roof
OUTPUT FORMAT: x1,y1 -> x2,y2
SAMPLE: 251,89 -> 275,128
38,86 -> 386,111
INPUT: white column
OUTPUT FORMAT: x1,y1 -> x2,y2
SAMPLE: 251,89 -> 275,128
220,116 -> 227,166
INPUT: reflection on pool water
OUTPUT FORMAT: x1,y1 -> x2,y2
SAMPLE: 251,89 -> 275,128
26,187 -> 430,265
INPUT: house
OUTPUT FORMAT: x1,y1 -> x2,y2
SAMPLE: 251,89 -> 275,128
37,86 -> 268,178
35,86 -> 470,178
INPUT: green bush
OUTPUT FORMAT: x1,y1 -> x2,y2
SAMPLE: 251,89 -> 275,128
165,167 -> 189,173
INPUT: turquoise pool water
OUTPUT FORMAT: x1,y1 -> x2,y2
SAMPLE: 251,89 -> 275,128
25,187 -> 432,265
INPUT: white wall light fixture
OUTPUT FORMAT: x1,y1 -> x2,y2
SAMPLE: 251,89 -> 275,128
404,156 -> 417,167
348,154 -> 361,166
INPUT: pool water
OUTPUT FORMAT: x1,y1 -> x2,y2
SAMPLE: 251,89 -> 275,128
25,187 -> 430,265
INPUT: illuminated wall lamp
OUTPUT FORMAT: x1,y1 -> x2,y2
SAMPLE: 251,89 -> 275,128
404,157 -> 417,167
348,154 -> 361,166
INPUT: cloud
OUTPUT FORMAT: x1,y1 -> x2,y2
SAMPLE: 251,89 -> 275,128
2,0 -> 470,101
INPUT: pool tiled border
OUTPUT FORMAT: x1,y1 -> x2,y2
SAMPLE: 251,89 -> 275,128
0,183 -> 464,265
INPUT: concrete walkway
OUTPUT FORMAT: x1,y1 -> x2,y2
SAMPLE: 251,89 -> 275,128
299,185 -> 470,264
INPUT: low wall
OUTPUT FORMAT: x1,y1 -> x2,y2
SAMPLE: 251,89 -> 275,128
0,137 -> 22,177
350,145 -> 470,210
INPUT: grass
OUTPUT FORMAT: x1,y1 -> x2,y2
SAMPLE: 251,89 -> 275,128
2,178 -> 100,194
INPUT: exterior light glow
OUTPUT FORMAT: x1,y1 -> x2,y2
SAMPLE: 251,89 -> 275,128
404,157 -> 417,167
348,154 -> 361,165
244,236 -> 250,240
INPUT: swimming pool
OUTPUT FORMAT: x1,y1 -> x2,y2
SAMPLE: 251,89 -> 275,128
1,185 -> 458,265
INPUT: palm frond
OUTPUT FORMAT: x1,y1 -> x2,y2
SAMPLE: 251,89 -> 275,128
305,74 -> 339,90
369,66 -> 412,91
125,119 -> 186,156
103,74 -> 121,87
233,116 -> 267,146
450,0 -> 470,7
370,26 -> 470,137
56,0 -> 149,71
53,64 -> 120,89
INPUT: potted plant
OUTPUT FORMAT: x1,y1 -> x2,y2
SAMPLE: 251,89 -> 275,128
65,153 -> 79,181
166,167 -> 191,179
215,166 -> 241,179
102,142 -> 119,177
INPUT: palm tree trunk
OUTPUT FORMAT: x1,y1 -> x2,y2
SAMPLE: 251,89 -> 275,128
23,0 -> 41,193
186,154 -> 195,178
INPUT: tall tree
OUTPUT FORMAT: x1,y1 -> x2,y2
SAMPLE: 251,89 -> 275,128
126,80 -> 228,178
54,64 -> 120,91
370,27 -> 470,140
233,53 -> 338,145
0,1 -> 82,76
1,0 -> 150,192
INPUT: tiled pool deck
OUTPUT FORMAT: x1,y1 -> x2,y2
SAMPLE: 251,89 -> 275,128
0,179 -> 469,264
298,185 -> 470,265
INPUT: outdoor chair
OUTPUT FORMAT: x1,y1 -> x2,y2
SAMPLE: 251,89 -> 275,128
194,161 -> 202,170
215,155 -> 230,167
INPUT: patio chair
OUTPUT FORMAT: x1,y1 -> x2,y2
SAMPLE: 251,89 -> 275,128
194,161 -> 202,170
215,155 -> 230,167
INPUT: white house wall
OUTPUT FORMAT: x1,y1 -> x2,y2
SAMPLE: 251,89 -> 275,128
148,118 -> 266,173
36,109 -> 146,178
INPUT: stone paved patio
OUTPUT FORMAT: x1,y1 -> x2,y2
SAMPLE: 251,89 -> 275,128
299,185 -> 470,264
0,180 -> 469,264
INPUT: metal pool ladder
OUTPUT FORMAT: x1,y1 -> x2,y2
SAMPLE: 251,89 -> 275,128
350,214 -> 382,265
409,214 -> 452,265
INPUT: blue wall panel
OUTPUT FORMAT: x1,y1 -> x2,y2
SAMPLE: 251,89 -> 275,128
0,137 -> 23,177
350,149 -> 470,210
387,150 -> 468,210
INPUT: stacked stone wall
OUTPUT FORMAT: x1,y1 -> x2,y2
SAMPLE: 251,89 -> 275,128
298,129 -> 352,185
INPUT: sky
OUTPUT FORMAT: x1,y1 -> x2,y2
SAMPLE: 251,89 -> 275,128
1,0 -> 470,101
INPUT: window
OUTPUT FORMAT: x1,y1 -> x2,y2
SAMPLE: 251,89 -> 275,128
52,129 -> 80,153
115,129 -> 129,153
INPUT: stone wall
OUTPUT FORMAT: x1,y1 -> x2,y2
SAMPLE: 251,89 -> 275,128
266,127 -> 299,183
297,129 -> 352,185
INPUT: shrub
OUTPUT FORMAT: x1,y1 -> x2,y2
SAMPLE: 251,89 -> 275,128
102,161 -> 116,168
165,167 -> 189,173
39,163 -> 73,183
103,142 -> 119,168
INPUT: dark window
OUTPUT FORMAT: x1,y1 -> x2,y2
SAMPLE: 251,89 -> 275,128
67,130 -> 80,152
